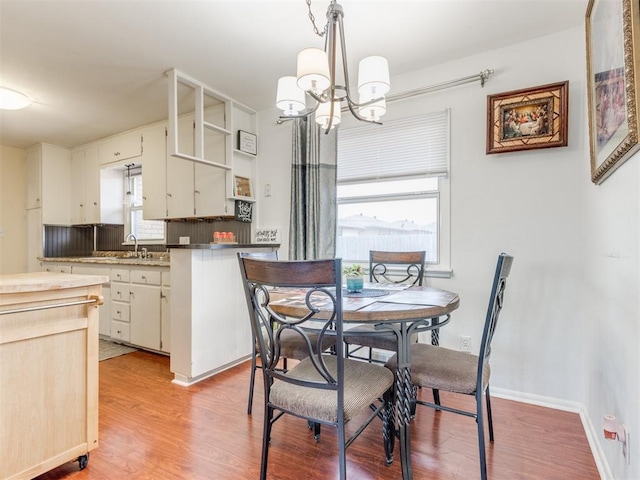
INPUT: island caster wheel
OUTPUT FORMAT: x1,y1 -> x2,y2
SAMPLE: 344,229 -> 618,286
78,453 -> 89,470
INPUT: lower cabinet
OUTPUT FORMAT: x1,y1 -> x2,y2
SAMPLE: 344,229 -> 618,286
41,261 -> 170,353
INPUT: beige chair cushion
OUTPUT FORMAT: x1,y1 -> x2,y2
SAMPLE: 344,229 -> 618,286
386,343 -> 491,395
270,355 -> 394,423
259,328 -> 335,360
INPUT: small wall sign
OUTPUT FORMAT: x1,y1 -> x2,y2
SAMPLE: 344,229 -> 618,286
238,130 -> 257,155
234,200 -> 253,223
255,227 -> 280,244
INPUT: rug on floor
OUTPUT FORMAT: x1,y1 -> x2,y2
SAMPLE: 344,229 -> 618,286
99,339 -> 137,361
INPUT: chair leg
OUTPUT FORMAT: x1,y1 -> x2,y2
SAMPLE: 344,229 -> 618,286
476,392 -> 488,480
432,388 -> 440,407
486,384 -> 494,442
383,389 -> 395,465
247,349 -> 257,414
260,405 -> 274,480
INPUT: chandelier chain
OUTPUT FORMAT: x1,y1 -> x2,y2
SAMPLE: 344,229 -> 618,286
305,0 -> 334,37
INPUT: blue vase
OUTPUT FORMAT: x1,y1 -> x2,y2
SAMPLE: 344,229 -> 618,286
346,275 -> 364,293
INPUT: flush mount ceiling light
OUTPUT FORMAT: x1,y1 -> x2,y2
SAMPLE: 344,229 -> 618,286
0,86 -> 32,110
275,0 -> 390,132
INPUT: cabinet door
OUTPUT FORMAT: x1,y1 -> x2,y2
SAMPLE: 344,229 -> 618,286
166,157 -> 194,218
130,284 -> 161,350
141,124 -> 168,220
26,209 -> 42,272
161,286 -> 170,353
40,144 -> 71,225
70,150 -> 85,224
82,146 -> 100,224
194,162 -> 226,216
26,147 -> 42,209
99,132 -> 143,164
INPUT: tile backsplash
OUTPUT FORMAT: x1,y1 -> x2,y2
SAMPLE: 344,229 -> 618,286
43,219 -> 252,257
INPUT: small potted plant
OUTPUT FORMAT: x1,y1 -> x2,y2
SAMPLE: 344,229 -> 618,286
343,264 -> 364,293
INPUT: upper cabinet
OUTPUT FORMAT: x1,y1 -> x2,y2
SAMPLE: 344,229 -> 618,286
26,143 -> 71,224
70,145 -> 100,224
165,69 -> 257,218
99,130 -> 143,165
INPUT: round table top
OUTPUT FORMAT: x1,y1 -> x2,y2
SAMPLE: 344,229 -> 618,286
270,285 -> 460,323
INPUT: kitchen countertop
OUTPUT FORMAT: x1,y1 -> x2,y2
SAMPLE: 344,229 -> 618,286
40,256 -> 170,267
166,243 -> 280,250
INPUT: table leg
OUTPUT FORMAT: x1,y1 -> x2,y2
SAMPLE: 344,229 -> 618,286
395,323 -> 413,480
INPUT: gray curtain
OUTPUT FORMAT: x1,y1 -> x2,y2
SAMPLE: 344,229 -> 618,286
289,118 -> 337,260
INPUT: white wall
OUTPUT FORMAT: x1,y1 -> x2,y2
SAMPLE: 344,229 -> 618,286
0,145 -> 27,274
256,26 -> 638,477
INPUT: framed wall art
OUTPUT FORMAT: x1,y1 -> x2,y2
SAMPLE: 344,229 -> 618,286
586,0 -> 640,184
237,130 -> 257,155
486,81 -> 569,154
234,175 -> 253,198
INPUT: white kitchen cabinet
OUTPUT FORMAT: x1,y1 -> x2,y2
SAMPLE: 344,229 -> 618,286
99,130 -> 143,165
130,285 -> 161,350
161,271 -> 171,353
26,143 -> 71,224
26,209 -> 42,273
141,123 -> 168,220
111,268 -> 131,342
70,145 -> 100,224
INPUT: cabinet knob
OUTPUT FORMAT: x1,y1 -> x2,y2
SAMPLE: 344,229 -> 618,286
167,193 -> 172,198
141,276 -> 146,280
117,310 -> 121,315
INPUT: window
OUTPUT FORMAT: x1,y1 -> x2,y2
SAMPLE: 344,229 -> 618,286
124,167 -> 165,242
336,110 -> 451,274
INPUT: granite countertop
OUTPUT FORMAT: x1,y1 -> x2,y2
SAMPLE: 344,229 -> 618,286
40,255 -> 170,267
0,272 -> 111,294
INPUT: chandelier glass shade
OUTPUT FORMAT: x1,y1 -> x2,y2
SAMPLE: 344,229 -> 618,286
275,1 -> 390,131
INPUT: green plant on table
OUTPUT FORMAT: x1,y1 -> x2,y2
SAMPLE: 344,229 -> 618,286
342,264 -> 364,276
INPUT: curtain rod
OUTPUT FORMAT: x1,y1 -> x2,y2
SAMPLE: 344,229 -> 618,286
384,69 -> 494,104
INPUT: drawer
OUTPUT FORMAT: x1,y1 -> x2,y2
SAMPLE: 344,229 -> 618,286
111,285 -> 131,302
111,302 -> 130,322
130,270 -> 161,285
42,265 -> 72,273
111,321 -> 130,342
111,269 -> 130,283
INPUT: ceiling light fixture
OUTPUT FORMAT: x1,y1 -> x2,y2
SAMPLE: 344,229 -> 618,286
0,86 -> 32,110
275,0 -> 390,132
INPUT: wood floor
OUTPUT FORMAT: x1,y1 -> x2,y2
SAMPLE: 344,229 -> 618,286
37,351 -> 600,480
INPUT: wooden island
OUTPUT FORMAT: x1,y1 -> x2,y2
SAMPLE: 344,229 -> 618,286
0,272 -> 108,480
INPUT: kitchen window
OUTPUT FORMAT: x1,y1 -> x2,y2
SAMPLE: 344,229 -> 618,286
124,167 -> 165,243
336,109 -> 451,275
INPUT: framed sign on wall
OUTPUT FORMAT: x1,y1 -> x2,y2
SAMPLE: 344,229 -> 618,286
237,130 -> 257,155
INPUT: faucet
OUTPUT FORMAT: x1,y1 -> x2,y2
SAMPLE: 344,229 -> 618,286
126,233 -> 138,257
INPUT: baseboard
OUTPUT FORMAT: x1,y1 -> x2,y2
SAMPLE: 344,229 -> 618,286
491,387 -> 611,479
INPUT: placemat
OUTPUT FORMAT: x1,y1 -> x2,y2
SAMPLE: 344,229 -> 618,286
343,288 -> 390,298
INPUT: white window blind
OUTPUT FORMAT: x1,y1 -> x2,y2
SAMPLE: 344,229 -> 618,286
337,109 -> 450,182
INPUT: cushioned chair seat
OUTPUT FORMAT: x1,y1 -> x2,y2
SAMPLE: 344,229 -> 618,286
386,343 -> 491,395
271,355 -> 394,423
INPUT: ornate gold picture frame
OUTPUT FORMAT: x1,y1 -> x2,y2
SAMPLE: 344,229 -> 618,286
486,81 -> 569,155
586,0 -> 640,184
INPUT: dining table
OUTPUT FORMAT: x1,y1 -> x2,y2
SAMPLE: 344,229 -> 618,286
270,283 -> 460,480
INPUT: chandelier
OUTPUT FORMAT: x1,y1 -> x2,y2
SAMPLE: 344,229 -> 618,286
275,0 -> 390,132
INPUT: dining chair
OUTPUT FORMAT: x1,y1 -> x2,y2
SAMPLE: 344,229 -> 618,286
239,251 -> 335,416
385,252 -> 514,480
344,250 -> 427,364
238,256 -> 395,480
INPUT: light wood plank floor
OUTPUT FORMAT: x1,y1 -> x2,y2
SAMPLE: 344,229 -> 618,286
37,351 -> 600,479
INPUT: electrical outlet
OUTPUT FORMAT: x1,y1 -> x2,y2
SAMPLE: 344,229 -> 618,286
179,236 -> 190,245
623,427 -> 630,465
264,183 -> 272,197
460,336 -> 472,352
